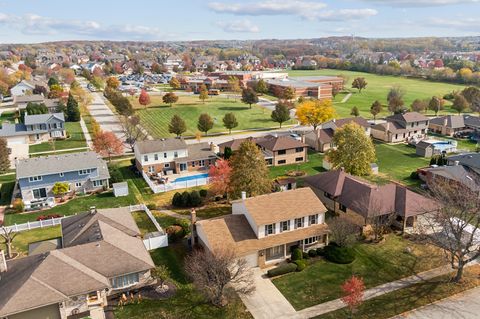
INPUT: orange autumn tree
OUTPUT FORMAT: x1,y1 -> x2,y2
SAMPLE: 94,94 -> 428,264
208,159 -> 232,199
341,275 -> 365,317
93,131 -> 123,161
138,89 -> 151,109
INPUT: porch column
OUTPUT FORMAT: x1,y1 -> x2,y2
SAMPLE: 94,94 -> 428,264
283,244 -> 287,259
402,216 -> 407,235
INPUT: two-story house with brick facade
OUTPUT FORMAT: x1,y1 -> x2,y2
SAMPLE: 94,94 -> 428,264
195,188 -> 329,268
371,112 -> 429,143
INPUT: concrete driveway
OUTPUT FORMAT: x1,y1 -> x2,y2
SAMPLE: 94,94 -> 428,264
240,268 -> 297,319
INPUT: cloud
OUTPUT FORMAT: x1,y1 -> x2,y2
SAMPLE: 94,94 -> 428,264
361,0 -> 479,6
312,8 -> 378,21
216,20 -> 260,33
0,12 -> 170,40
425,16 -> 480,30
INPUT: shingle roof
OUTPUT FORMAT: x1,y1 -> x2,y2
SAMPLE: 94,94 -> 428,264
255,135 -> 307,151
16,151 -> 109,179
13,94 -> 44,103
304,169 -> 346,197
0,123 -> 28,137
135,138 -> 187,154
448,153 -> 480,170
429,115 -> 465,129
24,112 -> 65,125
463,115 -> 480,128
178,142 -> 218,161
331,117 -> 370,128
233,188 -> 327,225
218,138 -> 251,151
387,112 -> 429,123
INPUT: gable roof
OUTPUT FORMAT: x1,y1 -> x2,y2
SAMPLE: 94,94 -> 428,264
13,94 -> 44,103
429,115 -> 465,129
327,117 -> 370,129
135,138 -> 187,154
304,169 -> 346,197
387,112 -> 429,123
24,112 -> 65,125
255,135 -> 307,151
447,153 -> 480,170
0,123 -> 28,137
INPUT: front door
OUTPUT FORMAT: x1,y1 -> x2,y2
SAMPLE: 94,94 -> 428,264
179,163 -> 187,172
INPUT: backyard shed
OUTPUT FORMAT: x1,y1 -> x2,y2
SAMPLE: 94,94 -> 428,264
113,182 -> 129,197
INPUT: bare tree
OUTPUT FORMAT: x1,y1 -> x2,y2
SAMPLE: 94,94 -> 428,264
419,179 -> 480,282
120,115 -> 146,152
185,248 -> 254,307
368,198 -> 395,242
327,216 -> 359,247
1,227 -> 18,259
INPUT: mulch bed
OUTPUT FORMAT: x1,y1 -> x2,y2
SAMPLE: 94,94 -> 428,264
140,282 -> 177,300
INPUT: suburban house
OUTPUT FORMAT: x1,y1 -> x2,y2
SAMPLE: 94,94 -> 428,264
0,207 -> 155,319
15,151 -> 110,208
0,112 -> 66,145
429,114 -> 480,137
303,117 -> 371,152
13,95 -> 60,112
415,139 -> 457,157
134,138 -> 218,176
418,162 -> 480,192
218,135 -> 308,166
371,112 -> 429,143
305,169 -> 437,232
195,188 -> 330,268
10,78 -> 48,96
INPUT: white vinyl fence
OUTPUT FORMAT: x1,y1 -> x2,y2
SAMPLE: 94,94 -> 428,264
129,204 -> 169,250
142,171 -> 209,194
2,215 -> 67,233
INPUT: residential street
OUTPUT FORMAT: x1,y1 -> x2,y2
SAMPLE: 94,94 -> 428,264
394,287 -> 480,319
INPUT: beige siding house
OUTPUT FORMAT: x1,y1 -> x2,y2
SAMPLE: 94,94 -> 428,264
371,112 -> 429,143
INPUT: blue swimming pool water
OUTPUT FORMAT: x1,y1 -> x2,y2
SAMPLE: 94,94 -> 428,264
174,173 -> 209,183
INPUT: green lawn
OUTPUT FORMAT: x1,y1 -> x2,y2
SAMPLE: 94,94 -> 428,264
427,132 -> 478,152
1,226 -> 61,256
131,211 -> 157,235
4,181 -> 138,225
273,235 -> 445,310
29,122 -> 88,153
0,111 -> 16,123
0,173 -> 15,206
134,95 -> 294,137
288,69 -> 467,119
269,150 -> 325,179
315,265 -> 480,319
114,243 -> 252,319
176,205 -> 231,219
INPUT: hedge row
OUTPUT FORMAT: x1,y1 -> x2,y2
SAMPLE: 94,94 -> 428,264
267,263 -> 297,277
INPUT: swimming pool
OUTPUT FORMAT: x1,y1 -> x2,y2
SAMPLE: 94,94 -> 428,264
173,173 -> 209,183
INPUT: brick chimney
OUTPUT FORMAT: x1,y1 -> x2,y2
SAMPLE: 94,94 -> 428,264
0,250 -> 7,273
190,208 -> 197,246
241,191 -> 247,200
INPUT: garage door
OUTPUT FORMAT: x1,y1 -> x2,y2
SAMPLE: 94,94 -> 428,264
244,252 -> 258,267
7,136 -> 28,145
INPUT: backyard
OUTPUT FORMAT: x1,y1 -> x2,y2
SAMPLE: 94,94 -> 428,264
1,226 -> 61,256
0,173 -> 15,206
133,95 -> 295,137
28,121 -> 88,153
273,234 -> 445,310
288,69 -> 467,119
269,150 -> 325,180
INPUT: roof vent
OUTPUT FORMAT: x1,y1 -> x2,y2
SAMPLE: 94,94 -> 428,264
89,206 -> 97,215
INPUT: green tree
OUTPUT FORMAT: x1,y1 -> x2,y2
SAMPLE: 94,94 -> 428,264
222,112 -> 238,134
52,182 -> 70,197
370,100 -> 382,122
452,94 -> 469,114
66,93 -> 80,122
199,84 -> 209,103
168,115 -> 187,137
461,87 -> 480,104
241,88 -> 258,109
229,140 -> 271,199
48,77 -> 59,87
163,92 -> 179,106
350,106 -> 360,117
26,102 -> 48,115
428,96 -> 443,116
327,123 -> 376,176
255,79 -> 268,94
271,102 -> 291,128
0,138 -> 10,173
152,264 -> 170,291
197,113 -> 214,135
282,87 -> 295,100
387,86 -> 405,114
351,77 -> 367,93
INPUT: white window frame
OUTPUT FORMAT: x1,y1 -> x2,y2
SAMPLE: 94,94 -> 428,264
164,163 -> 170,168
309,214 -> 318,226
29,176 -> 42,182
163,152 -> 167,158
280,220 -> 290,233
199,159 -> 205,167
79,169 -> 91,175
154,154 -> 159,161
174,151 -> 178,158
295,217 -> 304,229
264,223 -> 276,236
59,172 -> 64,177
304,236 -> 319,245
144,155 -> 149,162
75,182 -> 82,187
93,180 -> 103,187
148,166 -> 155,173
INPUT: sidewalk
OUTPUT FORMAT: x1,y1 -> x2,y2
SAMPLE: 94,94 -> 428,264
80,117 -> 93,148
29,147 -> 90,156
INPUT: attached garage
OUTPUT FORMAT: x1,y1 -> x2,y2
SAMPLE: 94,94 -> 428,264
9,304 -> 61,319
244,252 -> 259,267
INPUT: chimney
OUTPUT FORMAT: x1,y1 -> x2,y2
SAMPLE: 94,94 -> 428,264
443,117 -> 448,127
241,191 -> 247,200
209,142 -> 219,153
190,209 -> 197,246
454,160 -> 460,166
89,206 -> 97,215
0,250 -> 7,273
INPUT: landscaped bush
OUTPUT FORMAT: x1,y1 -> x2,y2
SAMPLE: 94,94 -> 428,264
308,249 -> 317,257
293,260 -> 307,271
189,190 -> 202,207
36,214 -> 63,221
267,263 -> 297,277
108,165 -> 124,184
316,247 -> 325,256
199,189 -> 208,198
180,191 -> 190,207
171,190 -> 204,208
410,171 -> 419,180
324,243 -> 356,264
172,192 -> 183,207
291,248 -> 303,261
146,203 -> 157,210
302,252 -> 310,259
166,224 -> 187,242
12,198 -> 24,213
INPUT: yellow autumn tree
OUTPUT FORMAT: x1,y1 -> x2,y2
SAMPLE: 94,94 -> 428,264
296,99 -> 336,130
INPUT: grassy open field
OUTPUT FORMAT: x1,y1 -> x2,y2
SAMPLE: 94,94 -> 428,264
133,95 -> 294,137
273,235 -> 444,310
288,69 -> 468,118
28,122 -> 88,153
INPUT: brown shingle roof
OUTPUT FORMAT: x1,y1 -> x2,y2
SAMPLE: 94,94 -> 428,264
429,115 -> 465,129
304,169 -> 347,197
387,112 -> 429,123
255,135 -> 307,151
333,117 -> 370,128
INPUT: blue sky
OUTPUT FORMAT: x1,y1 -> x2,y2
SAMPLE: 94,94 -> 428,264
0,0 -> 478,43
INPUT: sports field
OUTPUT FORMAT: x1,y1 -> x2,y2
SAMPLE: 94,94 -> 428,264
288,69 -> 468,118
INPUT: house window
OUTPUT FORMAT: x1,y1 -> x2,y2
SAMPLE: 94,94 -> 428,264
339,204 -> 347,212
266,245 -> 284,261
295,157 -> 304,162
144,155 -> 149,162
174,151 -> 178,158
154,154 -> 159,161
277,159 -> 286,165
29,176 -> 42,182
199,160 -> 205,167
264,223 -> 276,236
295,217 -> 304,229
295,147 -> 303,153
32,188 -> 47,199
309,214 -> 318,225
93,180 -> 103,187
75,182 -> 82,187
79,169 -> 91,175
148,166 -> 155,173
280,220 -> 290,232
164,163 -> 170,168
164,152 -> 167,158
192,161 -> 196,168
110,273 -> 140,289
304,236 -> 319,245
59,173 -> 64,177
278,150 -> 286,155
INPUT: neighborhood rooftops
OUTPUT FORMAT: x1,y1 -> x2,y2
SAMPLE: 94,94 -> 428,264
447,153 -> 480,170
23,112 -> 65,125
0,123 -> 29,137
387,112 -> 429,123
429,115 -> 465,128
16,151 -> 109,179
218,135 -> 306,152
135,138 -> 187,154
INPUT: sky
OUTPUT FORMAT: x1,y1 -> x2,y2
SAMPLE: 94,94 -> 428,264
0,0 -> 478,43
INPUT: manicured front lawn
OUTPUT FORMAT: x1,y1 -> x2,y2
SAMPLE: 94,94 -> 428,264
3,181 -> 138,225
135,95 -> 294,137
269,151 -> 325,179
273,235 -> 444,310
114,244 -> 252,319
315,265 -> 480,319
288,69 -> 466,119
1,226 -> 62,256
29,122 -> 88,153
374,142 -> 430,186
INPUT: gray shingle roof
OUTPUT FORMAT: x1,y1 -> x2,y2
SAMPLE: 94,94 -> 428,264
0,123 -> 28,137
136,138 -> 187,154
429,115 -> 465,129
447,153 -> 480,170
24,112 -> 65,125
16,151 -> 109,179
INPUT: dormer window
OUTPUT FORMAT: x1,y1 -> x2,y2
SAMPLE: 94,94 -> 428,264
79,169 -> 91,175
265,223 -> 276,236
309,214 -> 318,225
29,176 -> 42,182
280,220 -> 290,233
294,217 -> 304,229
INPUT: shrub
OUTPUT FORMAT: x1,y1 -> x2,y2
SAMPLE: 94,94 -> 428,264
146,203 -> 157,210
12,198 -> 24,213
109,165 -> 124,184
267,263 -> 297,277
291,248 -> 303,261
302,252 -> 310,259
199,189 -> 208,198
293,260 -> 307,271
36,214 -> 63,221
324,243 -> 356,264
181,191 -> 191,207
410,171 -> 419,180
166,224 -> 186,242
308,249 -> 317,257
189,190 -> 202,207
316,247 -> 325,256
172,192 -> 182,207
